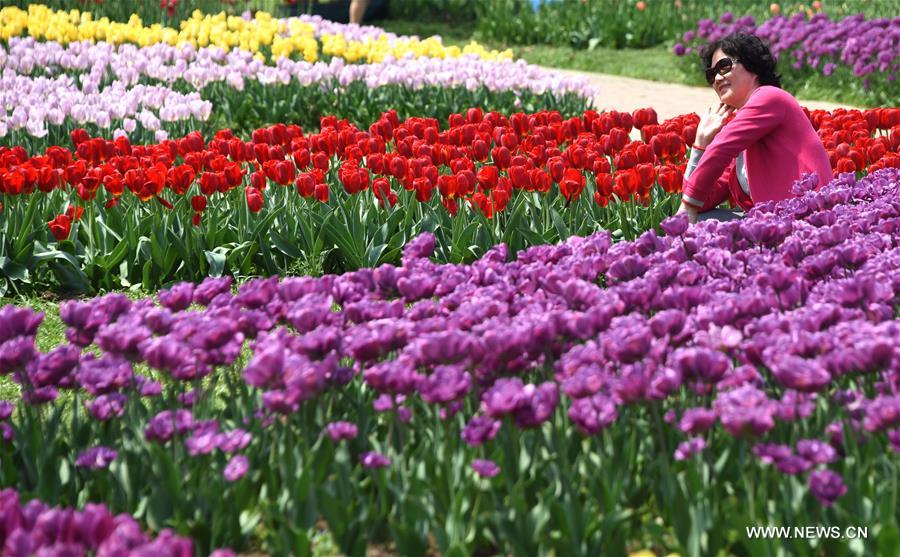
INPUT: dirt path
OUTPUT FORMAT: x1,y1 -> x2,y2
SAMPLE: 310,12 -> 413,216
551,68 -> 860,120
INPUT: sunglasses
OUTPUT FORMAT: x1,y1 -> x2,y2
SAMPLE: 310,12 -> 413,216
705,57 -> 737,85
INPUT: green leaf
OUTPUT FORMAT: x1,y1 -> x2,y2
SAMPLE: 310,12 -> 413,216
271,230 -> 303,259
239,509 -> 262,536
365,243 -> 387,268
142,260 -> 154,290
0,256 -> 30,282
550,208 -> 570,241
205,250 -> 227,277
13,194 -> 41,257
96,240 -> 129,272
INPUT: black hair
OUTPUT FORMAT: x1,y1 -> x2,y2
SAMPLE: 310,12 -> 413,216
700,31 -> 782,88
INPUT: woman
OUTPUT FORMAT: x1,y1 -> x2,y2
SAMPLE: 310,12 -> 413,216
677,32 -> 832,223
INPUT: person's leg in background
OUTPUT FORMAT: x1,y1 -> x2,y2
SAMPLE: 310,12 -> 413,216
349,0 -> 370,23
697,208 -> 744,221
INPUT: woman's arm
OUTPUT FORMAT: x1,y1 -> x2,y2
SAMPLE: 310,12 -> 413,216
679,147 -> 736,219
681,88 -> 786,209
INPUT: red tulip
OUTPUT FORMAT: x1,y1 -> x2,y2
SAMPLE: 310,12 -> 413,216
592,156 -> 611,175
847,149 -> 865,170
595,173 -> 614,197
48,214 -> 72,241
296,172 -> 316,197
632,108 -> 658,130
245,186 -> 264,213
547,157 -> 565,183
613,170 -> 638,201
567,146 -> 587,169
372,177 -> 396,208
388,155 -> 407,180
314,182 -> 329,203
191,195 -> 208,212
635,163 -> 656,193
65,205 -> 84,222
442,196 -> 458,216
167,164 -> 195,195
366,152 -> 385,174
867,142 -> 887,164
491,146 -> 512,169
615,150 -> 638,171
609,128 -> 629,151
656,165 -> 683,194
492,184 -> 510,213
508,165 -> 531,190
102,173 -> 123,197
559,168 -> 585,202
223,162 -> 244,188
251,171 -> 267,191
456,170 -> 476,195
70,128 -> 90,146
836,158 -> 856,173
413,176 -> 432,202
437,174 -> 459,198
471,192 -> 493,219
476,165 -> 499,190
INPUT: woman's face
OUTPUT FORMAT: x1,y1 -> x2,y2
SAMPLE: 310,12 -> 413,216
710,48 -> 760,109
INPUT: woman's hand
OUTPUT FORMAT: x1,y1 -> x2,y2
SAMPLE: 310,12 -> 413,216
676,202 -> 699,224
694,103 -> 735,148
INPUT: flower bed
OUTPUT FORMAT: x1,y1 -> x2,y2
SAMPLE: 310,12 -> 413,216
0,488 -> 228,556
675,12 -> 900,105
0,5 -> 512,63
0,36 -> 594,145
1,166 -> 899,555
0,106 -> 897,293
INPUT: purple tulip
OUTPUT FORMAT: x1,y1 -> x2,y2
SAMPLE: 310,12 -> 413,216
0,306 -> 44,343
75,354 -> 133,396
84,393 -> 127,421
144,410 -> 194,444
481,378 -> 527,418
674,437 -> 707,461
324,421 -> 358,442
752,442 -> 793,465
678,407 -> 717,434
0,401 -> 14,420
768,355 -> 832,393
471,458 -> 500,478
75,446 -> 118,469
158,282 -> 194,312
223,455 -> 249,482
796,439 -> 837,464
715,385 -> 776,438
461,415 -> 502,446
215,429 -> 252,453
568,394 -> 618,436
360,451 -> 391,469
419,365 -> 472,404
808,469 -> 847,506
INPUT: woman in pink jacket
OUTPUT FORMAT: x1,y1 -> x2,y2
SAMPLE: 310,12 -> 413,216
677,32 -> 832,223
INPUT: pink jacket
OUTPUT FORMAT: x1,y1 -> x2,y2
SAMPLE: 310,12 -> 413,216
681,86 -> 832,212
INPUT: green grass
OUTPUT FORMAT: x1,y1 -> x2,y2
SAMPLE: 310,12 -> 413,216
0,297 -> 65,401
0,292 -> 154,403
377,18 -> 884,107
